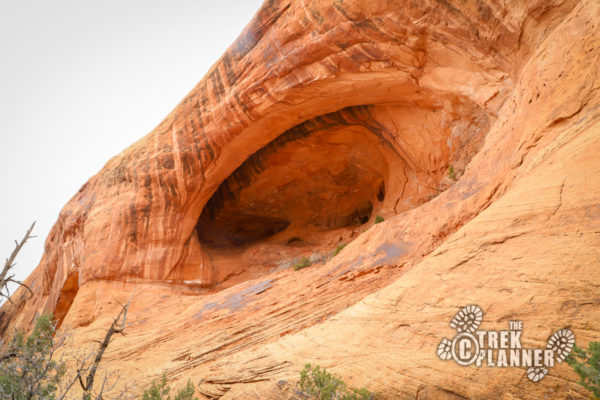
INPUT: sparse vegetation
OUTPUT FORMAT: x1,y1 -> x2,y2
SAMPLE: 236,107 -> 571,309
0,314 -> 198,399
0,228 -> 198,399
298,363 -> 374,400
0,314 -> 66,400
448,164 -> 457,181
141,373 -> 197,400
374,215 -> 384,224
293,256 -> 312,271
332,244 -> 347,257
0,307 -> 135,399
566,341 -> 600,399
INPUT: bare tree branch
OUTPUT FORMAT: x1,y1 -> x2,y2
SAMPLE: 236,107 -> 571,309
57,345 -> 95,400
79,295 -> 133,397
95,373 -> 110,400
0,300 -> 134,400
0,221 -> 36,302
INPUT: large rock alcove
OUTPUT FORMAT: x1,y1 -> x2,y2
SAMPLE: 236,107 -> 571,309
2,0 -> 599,398
194,101 -> 487,288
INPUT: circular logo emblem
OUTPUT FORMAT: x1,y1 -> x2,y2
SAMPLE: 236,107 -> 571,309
451,332 -> 480,366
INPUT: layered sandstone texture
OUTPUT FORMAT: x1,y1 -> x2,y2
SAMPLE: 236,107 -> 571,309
2,0 -> 600,399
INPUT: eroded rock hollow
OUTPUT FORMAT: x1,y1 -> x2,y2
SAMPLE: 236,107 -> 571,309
194,102 -> 487,288
2,0 -> 599,399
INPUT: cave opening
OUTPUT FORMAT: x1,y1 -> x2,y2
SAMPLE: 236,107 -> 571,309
196,107 -> 391,251
54,270 -> 79,329
191,102 -> 488,287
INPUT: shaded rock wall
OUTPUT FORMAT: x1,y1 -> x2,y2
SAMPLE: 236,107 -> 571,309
2,0 -> 599,399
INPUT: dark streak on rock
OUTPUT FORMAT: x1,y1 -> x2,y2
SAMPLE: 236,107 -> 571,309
210,68 -> 226,102
128,204 -> 138,244
231,2 -> 291,59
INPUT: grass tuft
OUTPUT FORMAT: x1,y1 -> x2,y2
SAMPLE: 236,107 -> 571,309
293,256 -> 312,271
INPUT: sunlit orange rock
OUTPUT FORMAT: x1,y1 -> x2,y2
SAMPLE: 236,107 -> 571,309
2,0 -> 599,398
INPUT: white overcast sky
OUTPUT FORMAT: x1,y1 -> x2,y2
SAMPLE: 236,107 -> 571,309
0,1 -> 264,291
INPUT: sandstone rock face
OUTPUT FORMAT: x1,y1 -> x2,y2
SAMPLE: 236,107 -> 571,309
2,0 -> 599,399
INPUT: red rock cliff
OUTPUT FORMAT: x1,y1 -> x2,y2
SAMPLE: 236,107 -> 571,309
2,0 -> 599,399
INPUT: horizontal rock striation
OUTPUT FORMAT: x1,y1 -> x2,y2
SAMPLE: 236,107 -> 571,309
2,0 -> 599,399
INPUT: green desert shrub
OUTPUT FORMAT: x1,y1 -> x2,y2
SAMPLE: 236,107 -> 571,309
0,312 -> 198,400
0,313 -> 66,400
374,215 -> 384,224
448,165 -> 457,181
298,363 -> 374,400
293,256 -> 312,271
142,373 -> 197,400
566,341 -> 600,399
332,244 -> 346,257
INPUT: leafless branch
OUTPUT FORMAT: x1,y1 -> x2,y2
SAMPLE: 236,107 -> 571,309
54,344 -> 94,400
0,221 -> 36,302
79,295 -> 133,397
95,373 -> 110,400
112,381 -> 137,400
0,304 -> 134,400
